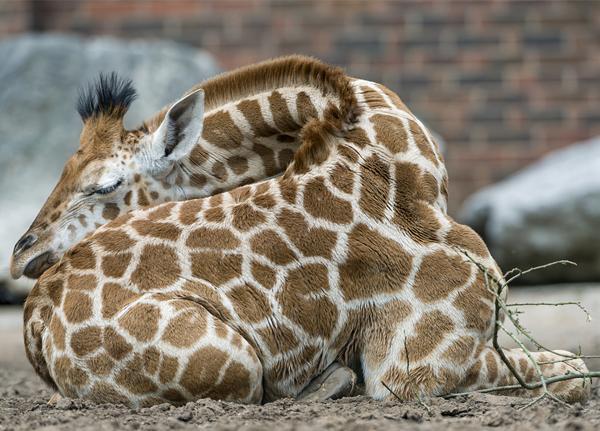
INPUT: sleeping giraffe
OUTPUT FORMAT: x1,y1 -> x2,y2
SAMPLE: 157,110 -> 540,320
20,56 -> 589,407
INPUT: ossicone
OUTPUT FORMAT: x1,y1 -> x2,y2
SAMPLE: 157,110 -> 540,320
76,72 -> 137,121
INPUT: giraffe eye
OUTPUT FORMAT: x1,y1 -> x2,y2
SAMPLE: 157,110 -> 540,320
94,179 -> 123,195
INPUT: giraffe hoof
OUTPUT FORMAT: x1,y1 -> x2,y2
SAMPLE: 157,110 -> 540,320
47,392 -> 63,405
297,362 -> 357,402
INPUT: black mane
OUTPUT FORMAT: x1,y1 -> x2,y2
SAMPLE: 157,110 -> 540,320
77,72 -> 137,121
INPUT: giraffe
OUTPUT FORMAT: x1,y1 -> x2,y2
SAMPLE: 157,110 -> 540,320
15,56 -> 432,281
23,66 -> 590,407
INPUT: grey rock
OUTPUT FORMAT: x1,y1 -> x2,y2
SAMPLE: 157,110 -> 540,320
0,34 -> 220,295
460,136 -> 600,284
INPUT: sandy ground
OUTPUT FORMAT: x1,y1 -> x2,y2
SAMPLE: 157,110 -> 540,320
1,284 -> 599,430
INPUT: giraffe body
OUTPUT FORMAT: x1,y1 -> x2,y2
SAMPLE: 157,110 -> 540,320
23,76 -> 589,406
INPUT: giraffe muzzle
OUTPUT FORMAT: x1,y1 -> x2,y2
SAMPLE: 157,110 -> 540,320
11,232 -> 58,279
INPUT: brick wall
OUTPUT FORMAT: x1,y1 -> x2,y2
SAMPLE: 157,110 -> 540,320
2,0 -> 600,212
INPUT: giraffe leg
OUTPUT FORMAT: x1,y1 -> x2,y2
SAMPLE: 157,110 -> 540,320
459,346 -> 591,403
50,294 -> 263,407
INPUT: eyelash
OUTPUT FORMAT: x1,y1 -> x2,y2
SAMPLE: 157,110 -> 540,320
95,179 -> 123,195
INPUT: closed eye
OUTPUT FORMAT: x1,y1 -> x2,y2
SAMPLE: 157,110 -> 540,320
93,179 -> 123,195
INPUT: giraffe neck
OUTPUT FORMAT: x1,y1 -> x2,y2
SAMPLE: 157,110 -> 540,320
175,85 -> 340,198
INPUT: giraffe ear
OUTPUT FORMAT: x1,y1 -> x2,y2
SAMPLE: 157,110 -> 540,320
152,88 -> 205,161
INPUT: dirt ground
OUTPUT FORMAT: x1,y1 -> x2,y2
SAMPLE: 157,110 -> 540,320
1,367 -> 599,431
1,284 -> 600,431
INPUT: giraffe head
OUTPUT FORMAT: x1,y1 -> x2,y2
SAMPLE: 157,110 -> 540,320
10,72 -> 206,279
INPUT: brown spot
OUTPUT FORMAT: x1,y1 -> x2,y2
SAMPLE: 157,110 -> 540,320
237,99 -> 278,137
254,192 -> 276,209
47,279 -> 64,306
67,273 -> 96,291
206,360 -> 252,401
371,113 -> 408,153
253,142 -> 278,176
304,176 -> 353,224
486,350 -> 499,383
162,388 -> 186,404
63,291 -> 93,323
202,110 -> 243,150
277,264 -> 338,337
104,327 -> 132,360
191,252 -> 242,285
132,220 -> 181,241
191,173 -> 207,188
338,144 -> 359,163
227,155 -> 249,175
339,224 -> 412,300
68,242 -> 96,270
70,326 -> 102,357
296,91 -> 319,123
131,244 -> 181,291
361,86 -> 390,109
277,134 -> 295,143
251,230 -> 296,265
393,162 -> 441,243
118,303 -> 161,342
453,272 -> 494,333
227,284 -> 271,323
413,251 -> 472,302
148,202 -> 175,221
187,227 -> 240,249
180,346 -> 228,396
95,230 -> 135,253
442,336 -> 475,364
345,127 -> 370,149
101,282 -> 137,319
251,261 -> 276,289
268,90 -> 300,132
279,178 -> 297,204
204,207 -> 225,223
211,161 -> 228,182
150,191 -> 159,200
231,203 -> 266,231
103,203 -> 120,220
330,162 -> 354,194
159,355 -> 179,384
162,308 -> 207,348
463,358 -> 482,388
359,153 -> 391,220
101,253 -> 132,278
278,148 -> 295,168
405,310 -> 454,362
124,191 -> 132,206
257,323 -> 299,355
89,382 -> 130,405
377,84 -> 411,112
190,145 -> 209,166
137,189 -> 150,207
87,353 -> 114,376
409,120 -> 438,166
116,354 -> 158,394
49,314 -> 66,350
179,200 -> 203,225
277,208 -> 337,258
446,222 -> 490,257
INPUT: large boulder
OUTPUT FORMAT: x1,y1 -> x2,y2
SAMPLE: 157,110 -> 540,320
460,136 -> 600,284
0,34 -> 220,300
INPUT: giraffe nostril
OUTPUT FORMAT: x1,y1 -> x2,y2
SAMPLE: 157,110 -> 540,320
14,233 -> 38,255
